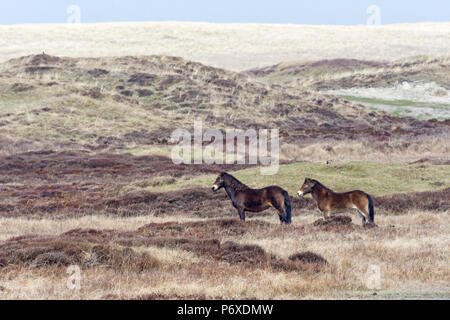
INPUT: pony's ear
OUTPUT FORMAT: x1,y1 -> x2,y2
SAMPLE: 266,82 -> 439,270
220,172 -> 226,177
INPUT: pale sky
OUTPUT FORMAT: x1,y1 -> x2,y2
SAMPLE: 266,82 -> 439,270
0,0 -> 449,25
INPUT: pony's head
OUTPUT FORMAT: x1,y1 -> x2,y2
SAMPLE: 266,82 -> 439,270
212,172 -> 227,192
297,178 -> 317,197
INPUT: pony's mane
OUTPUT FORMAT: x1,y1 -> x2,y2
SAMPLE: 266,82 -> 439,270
311,179 -> 332,192
222,173 -> 250,191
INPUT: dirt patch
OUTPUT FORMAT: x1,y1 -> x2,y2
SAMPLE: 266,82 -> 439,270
281,251 -> 329,273
206,241 -> 270,267
25,66 -> 55,73
10,83 -> 34,92
128,73 -> 157,86
120,90 -> 133,97
105,192 -> 157,208
156,237 -> 321,272
289,251 -> 328,265
363,222 -> 378,229
87,68 -> 109,77
312,216 -> 357,232
291,197 -> 316,210
0,219 -> 325,273
85,244 -> 159,272
134,220 -> 323,271
82,87 -> 103,99
375,188 -> 450,214
136,89 -> 153,97
137,218 -> 275,239
0,185 -> 229,218
102,188 -> 232,218
0,234 -> 159,272
29,53 -> 62,65
0,151 -> 249,180
158,75 -> 184,89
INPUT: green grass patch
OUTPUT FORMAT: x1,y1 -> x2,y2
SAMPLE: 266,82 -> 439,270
139,161 -> 450,196
340,95 -> 421,107
392,108 -> 405,118
340,95 -> 450,109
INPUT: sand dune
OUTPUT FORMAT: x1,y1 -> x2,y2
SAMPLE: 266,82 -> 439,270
1,22 -> 449,70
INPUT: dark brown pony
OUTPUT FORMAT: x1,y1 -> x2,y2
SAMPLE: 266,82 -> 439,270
297,178 -> 374,224
212,172 -> 291,224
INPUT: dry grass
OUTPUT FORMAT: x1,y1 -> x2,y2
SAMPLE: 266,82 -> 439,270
0,22 -> 448,299
247,56 -> 450,89
0,216 -> 202,241
280,133 -> 450,162
0,211 -> 448,299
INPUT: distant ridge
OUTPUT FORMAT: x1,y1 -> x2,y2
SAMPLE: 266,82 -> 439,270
0,22 -> 449,70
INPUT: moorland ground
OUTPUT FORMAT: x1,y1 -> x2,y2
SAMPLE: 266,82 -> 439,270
0,22 -> 449,299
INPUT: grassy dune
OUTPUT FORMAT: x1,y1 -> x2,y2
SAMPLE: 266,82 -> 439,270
246,56 -> 450,120
1,53 -> 448,161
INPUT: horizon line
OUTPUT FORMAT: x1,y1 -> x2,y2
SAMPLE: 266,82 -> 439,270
1,20 -> 449,27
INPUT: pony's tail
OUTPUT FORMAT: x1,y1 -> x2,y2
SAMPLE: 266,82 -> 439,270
283,190 -> 292,224
367,194 -> 375,223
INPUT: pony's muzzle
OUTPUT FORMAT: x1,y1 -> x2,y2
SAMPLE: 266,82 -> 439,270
211,185 -> 218,192
297,191 -> 303,197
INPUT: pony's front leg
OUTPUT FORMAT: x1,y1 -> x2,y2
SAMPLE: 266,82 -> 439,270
278,213 -> 284,224
237,207 -> 246,221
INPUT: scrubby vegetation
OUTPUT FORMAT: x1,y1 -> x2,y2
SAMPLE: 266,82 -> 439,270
0,49 -> 448,299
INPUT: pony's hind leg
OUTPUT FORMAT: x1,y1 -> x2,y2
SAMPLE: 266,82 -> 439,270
353,205 -> 368,225
272,200 -> 287,224
357,210 -> 367,224
275,207 -> 285,224
277,206 -> 290,224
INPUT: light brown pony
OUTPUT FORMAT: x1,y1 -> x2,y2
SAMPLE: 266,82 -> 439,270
212,172 -> 291,224
297,178 -> 374,224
